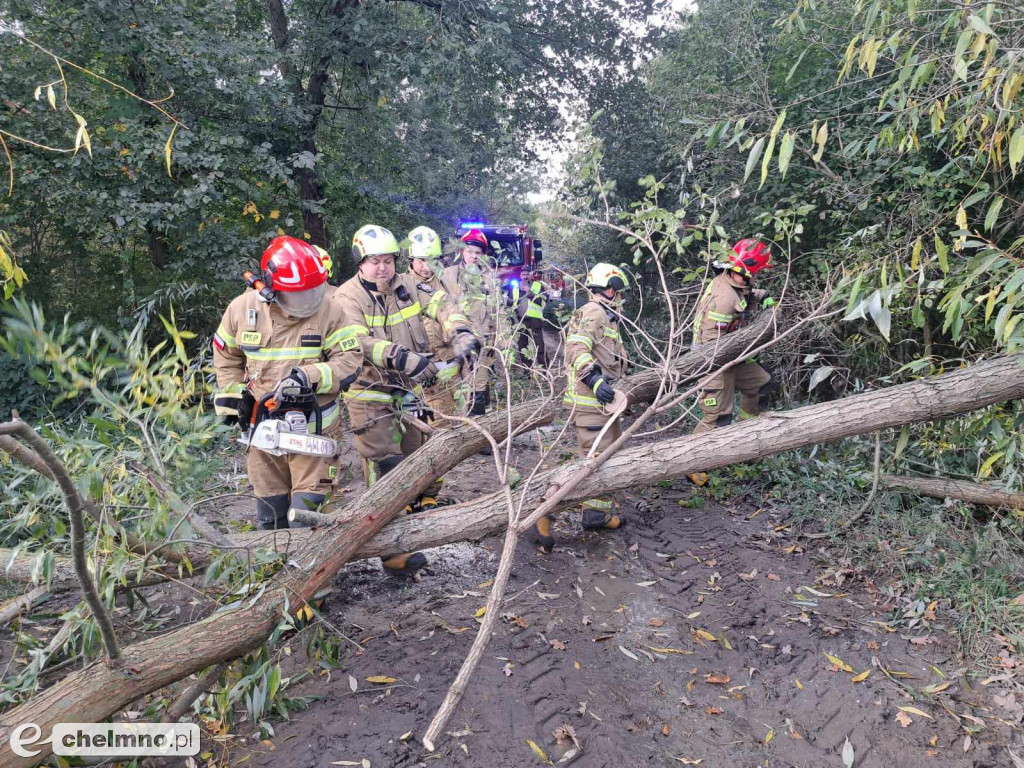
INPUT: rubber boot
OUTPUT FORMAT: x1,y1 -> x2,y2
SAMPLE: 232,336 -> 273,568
532,516 -> 555,553
287,491 -> 325,528
256,494 -> 290,530
374,456 -> 428,575
581,507 -> 627,531
380,552 -> 428,578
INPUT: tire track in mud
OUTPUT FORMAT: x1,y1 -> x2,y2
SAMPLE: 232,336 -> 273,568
235,488 -> 993,768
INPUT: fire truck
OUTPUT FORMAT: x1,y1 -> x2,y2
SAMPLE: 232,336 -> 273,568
455,222 -> 565,297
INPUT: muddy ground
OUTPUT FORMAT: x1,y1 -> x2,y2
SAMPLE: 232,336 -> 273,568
204,425 -> 1022,768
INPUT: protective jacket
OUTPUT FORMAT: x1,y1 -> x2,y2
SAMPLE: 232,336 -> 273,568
443,258 -> 503,339
213,290 -> 361,428
331,273 -> 470,398
693,273 -> 767,345
563,293 -> 628,414
407,269 -> 459,363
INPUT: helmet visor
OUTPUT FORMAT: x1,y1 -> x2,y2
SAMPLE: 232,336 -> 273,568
276,283 -> 326,318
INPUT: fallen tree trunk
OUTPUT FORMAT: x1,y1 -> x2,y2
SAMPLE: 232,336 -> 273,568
881,474 -> 1024,510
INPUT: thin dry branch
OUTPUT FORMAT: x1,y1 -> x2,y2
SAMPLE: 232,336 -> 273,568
0,420 -> 120,660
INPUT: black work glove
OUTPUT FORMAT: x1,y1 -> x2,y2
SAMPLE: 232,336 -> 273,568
452,329 -> 481,363
338,371 -> 358,393
236,389 -> 256,427
275,367 -> 309,395
582,367 -> 616,406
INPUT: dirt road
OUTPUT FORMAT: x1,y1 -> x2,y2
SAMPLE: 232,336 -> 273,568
224,449 -> 1015,768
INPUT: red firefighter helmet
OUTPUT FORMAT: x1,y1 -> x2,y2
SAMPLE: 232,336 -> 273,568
260,236 -> 330,318
460,228 -> 489,251
728,239 -> 773,279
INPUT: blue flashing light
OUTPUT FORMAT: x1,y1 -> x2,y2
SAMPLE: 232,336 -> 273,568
459,221 -> 487,229
509,279 -> 520,290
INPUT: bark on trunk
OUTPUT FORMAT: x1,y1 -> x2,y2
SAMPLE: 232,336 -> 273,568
881,474 -> 1024,510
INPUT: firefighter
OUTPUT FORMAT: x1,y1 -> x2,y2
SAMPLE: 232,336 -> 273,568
333,224 -> 480,576
692,238 -> 777,433
514,278 -> 547,369
406,226 -> 462,423
443,229 -> 501,417
213,236 -> 361,530
533,263 -> 630,553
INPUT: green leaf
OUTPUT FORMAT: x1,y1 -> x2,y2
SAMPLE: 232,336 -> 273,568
934,234 -> 949,274
787,47 -> 811,82
967,15 -> 996,38
1010,127 -> 1024,176
894,426 -> 910,459
744,136 -> 765,183
778,131 -> 795,179
165,124 -> 178,178
978,451 -> 1004,478
911,237 -> 922,269
984,196 -> 1004,232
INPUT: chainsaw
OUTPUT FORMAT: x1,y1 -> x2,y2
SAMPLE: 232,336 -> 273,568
240,388 -> 337,458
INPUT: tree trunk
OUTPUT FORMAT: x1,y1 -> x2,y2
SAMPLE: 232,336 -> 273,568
881,474 -> 1024,510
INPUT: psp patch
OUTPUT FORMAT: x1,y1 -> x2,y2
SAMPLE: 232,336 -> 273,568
328,466 -> 337,479
703,397 -> 718,407
239,331 -> 263,346
340,337 -> 359,352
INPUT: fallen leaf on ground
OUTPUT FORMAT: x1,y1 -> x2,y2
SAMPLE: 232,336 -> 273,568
866,641 -> 881,651
764,728 -> 774,744
705,706 -> 722,715
842,737 -> 854,768
922,681 -> 952,694
557,748 -> 579,765
636,580 -> 658,587
474,606 -> 487,618
694,629 -> 717,642
909,636 -> 935,646
619,646 -> 639,661
526,739 -> 551,765
897,705 -> 933,720
400,732 -> 412,741
687,611 -> 702,619
662,725 -> 670,736
895,711 -> 913,727
649,618 -> 665,627
851,670 -> 871,683
502,613 -> 529,628
1011,593 -> 1024,607
537,592 -> 561,600
672,758 -> 703,765
649,646 -> 694,655
348,675 -> 358,692
503,662 -> 513,677
738,569 -> 758,581
366,676 -> 398,684
553,724 -> 582,751
705,673 -> 731,685
794,679 -> 804,690
767,573 -> 782,582
824,652 -> 854,673
550,639 -> 567,651
574,661 -> 581,670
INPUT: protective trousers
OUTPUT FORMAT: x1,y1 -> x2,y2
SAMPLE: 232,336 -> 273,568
345,391 -> 441,498
516,319 -> 546,368
247,416 -> 342,529
695,361 -> 771,432
574,411 -> 623,523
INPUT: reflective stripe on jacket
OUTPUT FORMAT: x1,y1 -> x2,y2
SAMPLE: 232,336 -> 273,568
212,290 -> 361,412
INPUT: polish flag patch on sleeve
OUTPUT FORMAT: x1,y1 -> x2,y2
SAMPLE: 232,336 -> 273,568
213,334 -> 226,351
